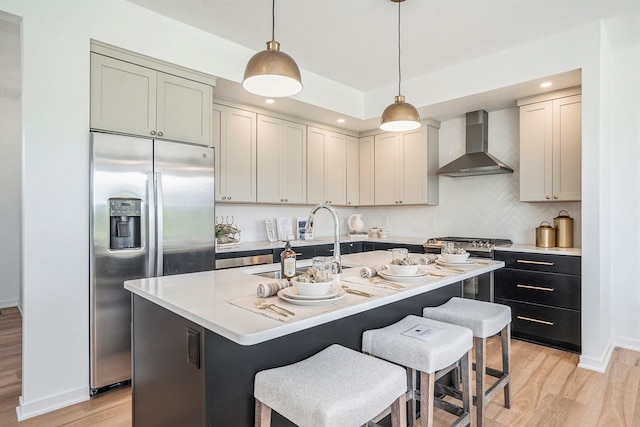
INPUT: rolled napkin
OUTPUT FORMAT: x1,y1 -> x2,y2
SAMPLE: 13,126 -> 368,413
257,279 -> 291,298
418,254 -> 438,265
360,264 -> 390,278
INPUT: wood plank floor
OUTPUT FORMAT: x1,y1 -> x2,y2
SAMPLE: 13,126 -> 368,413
1,306 -> 639,426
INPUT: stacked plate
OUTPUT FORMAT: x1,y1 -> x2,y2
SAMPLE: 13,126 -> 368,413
435,258 -> 477,268
378,269 -> 430,283
277,285 -> 346,306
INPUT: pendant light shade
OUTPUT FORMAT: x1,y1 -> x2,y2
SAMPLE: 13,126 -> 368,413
380,0 -> 420,131
242,1 -> 302,97
380,95 -> 421,131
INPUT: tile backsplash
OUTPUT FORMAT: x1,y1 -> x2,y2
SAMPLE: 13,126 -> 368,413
216,107 -> 582,247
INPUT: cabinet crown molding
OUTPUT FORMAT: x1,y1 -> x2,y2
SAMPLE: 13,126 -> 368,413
517,86 -> 581,107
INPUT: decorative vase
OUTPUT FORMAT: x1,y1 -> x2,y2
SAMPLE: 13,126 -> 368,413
348,214 -> 365,233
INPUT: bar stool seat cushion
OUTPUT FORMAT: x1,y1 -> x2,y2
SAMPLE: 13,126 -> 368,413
254,344 -> 406,427
362,315 -> 472,374
422,297 -> 511,339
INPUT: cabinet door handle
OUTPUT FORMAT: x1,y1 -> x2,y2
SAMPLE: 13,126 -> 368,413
517,315 -> 554,326
516,259 -> 554,266
158,131 -> 164,137
517,284 -> 555,292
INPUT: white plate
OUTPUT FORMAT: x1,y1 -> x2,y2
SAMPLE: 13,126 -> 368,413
436,259 -> 477,268
277,289 -> 346,306
279,285 -> 342,301
378,270 -> 430,283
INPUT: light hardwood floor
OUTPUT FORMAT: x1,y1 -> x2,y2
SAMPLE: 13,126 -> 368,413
1,306 -> 639,426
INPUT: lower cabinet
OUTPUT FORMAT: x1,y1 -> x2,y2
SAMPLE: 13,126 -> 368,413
363,242 -> 424,253
494,251 -> 581,353
132,296 -> 205,426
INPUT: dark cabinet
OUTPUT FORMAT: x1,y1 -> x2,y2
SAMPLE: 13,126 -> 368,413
362,242 -> 424,253
132,295 -> 205,426
494,251 -> 581,353
315,241 -> 363,256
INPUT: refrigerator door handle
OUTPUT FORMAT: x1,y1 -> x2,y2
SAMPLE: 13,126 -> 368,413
147,171 -> 156,277
155,171 -> 164,277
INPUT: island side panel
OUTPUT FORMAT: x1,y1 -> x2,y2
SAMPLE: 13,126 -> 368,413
205,283 -> 461,427
132,295 -> 206,426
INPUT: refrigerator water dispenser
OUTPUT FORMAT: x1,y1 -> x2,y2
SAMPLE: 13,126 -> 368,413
109,198 -> 141,249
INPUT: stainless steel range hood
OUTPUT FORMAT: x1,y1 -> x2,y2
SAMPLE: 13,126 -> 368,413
436,110 -> 513,177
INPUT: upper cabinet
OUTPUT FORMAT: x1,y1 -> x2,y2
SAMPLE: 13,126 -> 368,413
212,104 -> 256,203
518,87 -> 581,202
257,115 -> 307,204
307,127 -> 347,205
372,123 -> 440,206
345,136 -> 359,206
358,136 -> 375,206
90,52 -> 213,146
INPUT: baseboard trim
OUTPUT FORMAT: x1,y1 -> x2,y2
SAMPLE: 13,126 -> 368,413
16,386 -> 89,421
0,299 -> 19,309
614,336 -> 640,352
578,338 -> 615,373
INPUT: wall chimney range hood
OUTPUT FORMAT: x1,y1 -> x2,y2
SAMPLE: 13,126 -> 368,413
436,110 -> 514,177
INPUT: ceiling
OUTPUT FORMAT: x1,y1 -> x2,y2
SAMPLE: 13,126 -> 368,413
126,0 -> 628,131
3,1 -> 632,131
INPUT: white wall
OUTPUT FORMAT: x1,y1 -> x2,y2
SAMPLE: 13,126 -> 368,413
609,20 -> 640,349
0,0 -> 637,419
0,15 -> 21,309
0,95 -> 21,309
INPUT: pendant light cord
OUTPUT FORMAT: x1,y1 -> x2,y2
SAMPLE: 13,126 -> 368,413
271,0 -> 276,41
397,0 -> 402,96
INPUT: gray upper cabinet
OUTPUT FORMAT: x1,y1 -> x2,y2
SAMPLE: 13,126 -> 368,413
518,87 -> 581,202
372,123 -> 439,206
90,53 -> 213,146
212,104 -> 257,203
307,127 -> 347,206
256,115 -> 307,204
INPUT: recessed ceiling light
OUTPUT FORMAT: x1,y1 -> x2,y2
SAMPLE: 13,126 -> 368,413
337,118 -> 345,123
540,82 -> 552,88
265,99 -> 275,104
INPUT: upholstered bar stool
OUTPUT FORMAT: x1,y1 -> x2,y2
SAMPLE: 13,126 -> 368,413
423,297 -> 511,427
254,344 -> 407,427
362,315 -> 473,427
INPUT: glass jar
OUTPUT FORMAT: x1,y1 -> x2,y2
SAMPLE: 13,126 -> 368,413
391,248 -> 408,264
312,256 -> 333,282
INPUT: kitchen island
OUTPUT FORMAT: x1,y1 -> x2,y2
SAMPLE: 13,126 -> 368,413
125,251 -> 504,426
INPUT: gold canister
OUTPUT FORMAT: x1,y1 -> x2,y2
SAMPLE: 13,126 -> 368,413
536,221 -> 556,248
554,210 -> 574,248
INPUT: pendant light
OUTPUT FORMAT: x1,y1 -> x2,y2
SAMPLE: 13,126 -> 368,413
242,0 -> 303,97
380,0 -> 421,131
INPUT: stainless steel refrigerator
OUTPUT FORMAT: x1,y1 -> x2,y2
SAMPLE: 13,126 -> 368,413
89,131 -> 215,393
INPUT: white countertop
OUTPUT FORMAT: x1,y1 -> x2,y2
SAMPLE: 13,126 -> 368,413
125,251 -> 503,346
496,244 -> 582,256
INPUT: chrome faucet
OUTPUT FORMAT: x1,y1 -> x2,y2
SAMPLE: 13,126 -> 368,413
306,203 -> 342,274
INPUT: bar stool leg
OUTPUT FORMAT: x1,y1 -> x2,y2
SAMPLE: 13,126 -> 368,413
501,324 -> 511,409
407,367 -> 417,427
254,399 -> 271,427
419,372 -> 435,427
390,394 -> 407,427
460,349 -> 472,418
475,336 -> 487,427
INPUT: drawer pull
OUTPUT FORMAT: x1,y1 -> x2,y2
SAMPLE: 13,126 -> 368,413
517,315 -> 554,326
517,284 -> 555,292
516,259 -> 554,266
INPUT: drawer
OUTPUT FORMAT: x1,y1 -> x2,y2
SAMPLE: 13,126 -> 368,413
496,299 -> 581,348
495,269 -> 581,310
494,251 -> 580,275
